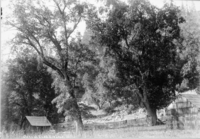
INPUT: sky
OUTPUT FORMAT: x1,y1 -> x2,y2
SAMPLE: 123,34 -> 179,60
1,0 -> 200,62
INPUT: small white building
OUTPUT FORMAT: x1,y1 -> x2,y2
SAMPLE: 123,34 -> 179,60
166,90 -> 200,129
25,116 -> 52,133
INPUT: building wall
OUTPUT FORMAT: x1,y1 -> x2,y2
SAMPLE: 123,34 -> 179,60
165,95 -> 200,129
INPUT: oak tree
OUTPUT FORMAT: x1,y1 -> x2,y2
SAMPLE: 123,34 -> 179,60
87,0 -> 199,125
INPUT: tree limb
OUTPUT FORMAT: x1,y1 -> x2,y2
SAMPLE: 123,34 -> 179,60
43,58 -> 65,79
29,34 -> 44,57
25,38 -> 41,55
67,16 -> 82,39
124,37 -> 130,49
48,32 -> 62,53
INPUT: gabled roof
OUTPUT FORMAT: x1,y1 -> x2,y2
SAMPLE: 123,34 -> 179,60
181,93 -> 200,108
26,116 -> 52,127
167,90 -> 200,109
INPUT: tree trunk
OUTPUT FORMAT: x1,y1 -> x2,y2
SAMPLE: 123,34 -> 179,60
146,105 -> 158,126
20,117 -> 26,130
141,86 -> 158,126
64,79 -> 84,132
74,101 -> 84,130
73,100 -> 83,136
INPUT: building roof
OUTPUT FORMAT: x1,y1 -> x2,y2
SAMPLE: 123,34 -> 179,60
167,90 -> 200,109
26,116 -> 52,127
181,93 -> 200,108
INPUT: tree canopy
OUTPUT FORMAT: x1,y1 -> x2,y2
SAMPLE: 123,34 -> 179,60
87,0 -> 199,125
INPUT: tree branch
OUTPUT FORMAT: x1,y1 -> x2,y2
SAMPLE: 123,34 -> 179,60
9,21 -> 44,57
48,32 -> 62,53
40,16 -> 63,54
124,37 -> 130,49
43,58 -> 65,79
26,38 -> 41,55
13,102 -> 23,107
29,34 -> 44,57
24,37 -> 65,79
67,16 -> 82,39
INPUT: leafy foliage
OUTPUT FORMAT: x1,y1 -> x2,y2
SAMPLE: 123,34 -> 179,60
87,0 -> 199,125
7,0 -> 97,129
177,9 -> 200,91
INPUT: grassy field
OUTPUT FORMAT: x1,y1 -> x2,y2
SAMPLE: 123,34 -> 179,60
2,109 -> 199,139
2,110 -> 200,139
2,126 -> 200,139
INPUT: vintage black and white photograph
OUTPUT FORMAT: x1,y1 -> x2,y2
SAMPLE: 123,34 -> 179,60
1,0 -> 200,138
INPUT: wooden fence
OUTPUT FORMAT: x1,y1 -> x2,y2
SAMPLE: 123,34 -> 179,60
55,114 -> 200,132
55,118 -> 167,132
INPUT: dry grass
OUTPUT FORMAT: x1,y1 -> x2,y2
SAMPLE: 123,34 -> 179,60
1,126 -> 200,139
